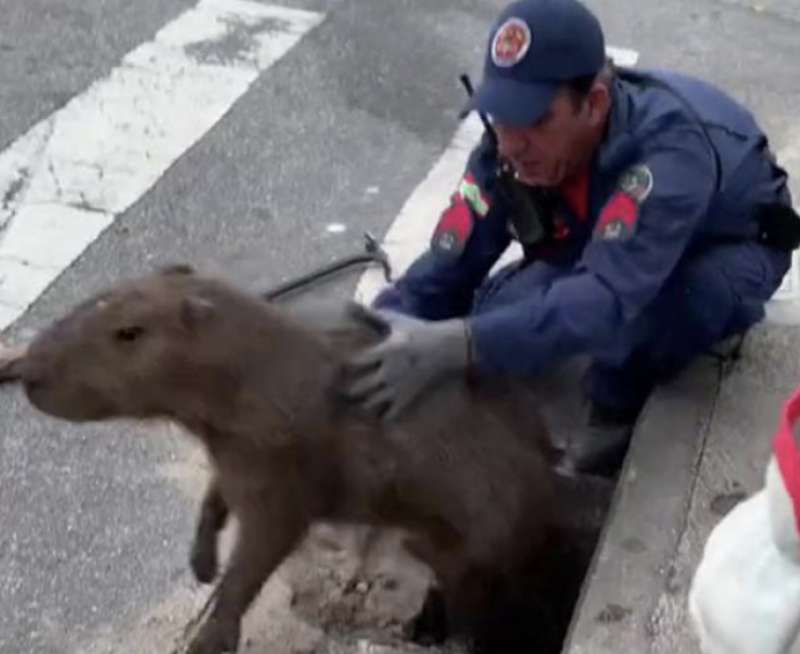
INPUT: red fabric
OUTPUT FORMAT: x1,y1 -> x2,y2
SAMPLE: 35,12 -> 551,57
559,168 -> 590,221
595,191 -> 638,235
432,195 -> 473,255
773,385 -> 800,535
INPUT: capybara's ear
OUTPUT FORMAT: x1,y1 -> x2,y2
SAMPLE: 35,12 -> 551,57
180,296 -> 216,331
160,264 -> 195,276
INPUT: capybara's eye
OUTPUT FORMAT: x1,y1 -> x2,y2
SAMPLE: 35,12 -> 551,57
114,326 -> 145,343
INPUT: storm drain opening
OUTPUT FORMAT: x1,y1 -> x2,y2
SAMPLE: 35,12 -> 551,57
530,473 -> 617,654
274,472 -> 616,654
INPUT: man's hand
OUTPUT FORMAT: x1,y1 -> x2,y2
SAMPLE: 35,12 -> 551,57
341,303 -> 471,421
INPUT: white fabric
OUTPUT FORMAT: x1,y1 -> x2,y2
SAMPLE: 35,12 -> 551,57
767,457 -> 800,564
689,457 -> 800,654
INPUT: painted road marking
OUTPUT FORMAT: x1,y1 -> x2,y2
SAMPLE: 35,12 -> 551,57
0,0 -> 325,330
354,113 -> 484,305
354,45 -> 640,305
605,46 -> 640,67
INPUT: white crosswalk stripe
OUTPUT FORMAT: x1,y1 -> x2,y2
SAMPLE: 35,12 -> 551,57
0,0 -> 324,330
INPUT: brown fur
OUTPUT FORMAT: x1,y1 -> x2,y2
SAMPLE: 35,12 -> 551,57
15,265 -> 565,654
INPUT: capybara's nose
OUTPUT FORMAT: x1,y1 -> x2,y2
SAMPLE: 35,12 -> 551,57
23,376 -> 46,394
0,344 -> 27,383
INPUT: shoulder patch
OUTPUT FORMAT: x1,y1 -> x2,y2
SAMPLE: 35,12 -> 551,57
458,172 -> 490,216
618,164 -> 653,203
431,194 -> 474,260
594,164 -> 653,242
431,172 -> 491,259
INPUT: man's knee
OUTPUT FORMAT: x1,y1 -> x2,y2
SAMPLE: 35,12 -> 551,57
671,242 -> 788,339
587,243 -> 782,404
668,254 -> 739,340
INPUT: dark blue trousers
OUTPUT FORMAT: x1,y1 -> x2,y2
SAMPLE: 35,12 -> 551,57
471,240 -> 791,413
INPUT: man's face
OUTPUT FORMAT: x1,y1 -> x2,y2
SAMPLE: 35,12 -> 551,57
494,86 -> 604,187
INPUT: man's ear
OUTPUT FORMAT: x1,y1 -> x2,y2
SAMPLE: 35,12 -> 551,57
585,81 -> 611,128
180,296 -> 215,331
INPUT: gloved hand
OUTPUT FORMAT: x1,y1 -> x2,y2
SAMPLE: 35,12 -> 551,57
688,386 -> 800,654
341,303 -> 472,421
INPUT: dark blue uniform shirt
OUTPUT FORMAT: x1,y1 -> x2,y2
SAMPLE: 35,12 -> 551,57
374,69 -> 793,377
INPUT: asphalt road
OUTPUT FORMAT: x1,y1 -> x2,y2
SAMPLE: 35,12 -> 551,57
0,0 -> 798,652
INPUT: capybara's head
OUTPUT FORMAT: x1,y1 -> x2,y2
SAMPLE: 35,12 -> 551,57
19,265 -> 244,422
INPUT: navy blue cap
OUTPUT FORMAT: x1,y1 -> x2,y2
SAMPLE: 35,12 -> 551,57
463,0 -> 606,126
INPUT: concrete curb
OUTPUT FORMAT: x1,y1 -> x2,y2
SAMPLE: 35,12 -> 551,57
561,356 -> 721,654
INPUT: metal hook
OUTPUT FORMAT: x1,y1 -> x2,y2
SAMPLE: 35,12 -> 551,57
262,231 -> 392,302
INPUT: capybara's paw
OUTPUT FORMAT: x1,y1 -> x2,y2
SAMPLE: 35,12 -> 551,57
189,537 -> 218,584
186,618 -> 240,654
403,587 -> 448,646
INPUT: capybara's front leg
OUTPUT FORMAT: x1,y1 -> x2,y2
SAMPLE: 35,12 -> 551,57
186,502 -> 307,654
190,479 -> 229,584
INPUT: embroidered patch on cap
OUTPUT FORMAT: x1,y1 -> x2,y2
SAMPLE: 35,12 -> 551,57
491,17 -> 531,68
594,164 -> 653,241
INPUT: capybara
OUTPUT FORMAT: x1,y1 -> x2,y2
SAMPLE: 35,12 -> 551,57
13,265 -> 570,654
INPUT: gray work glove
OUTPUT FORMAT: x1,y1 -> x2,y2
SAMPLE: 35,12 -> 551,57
342,303 -> 472,421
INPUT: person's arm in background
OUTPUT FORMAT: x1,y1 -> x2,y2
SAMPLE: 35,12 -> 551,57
689,386 -> 800,654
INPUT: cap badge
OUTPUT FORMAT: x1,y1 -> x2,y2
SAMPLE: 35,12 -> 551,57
491,17 -> 532,67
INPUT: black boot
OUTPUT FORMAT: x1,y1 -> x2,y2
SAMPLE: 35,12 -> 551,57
558,403 -> 640,478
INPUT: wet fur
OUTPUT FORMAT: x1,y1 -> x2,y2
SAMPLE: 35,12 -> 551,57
16,266 -> 568,653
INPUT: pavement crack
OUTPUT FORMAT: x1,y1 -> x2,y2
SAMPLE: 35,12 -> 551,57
0,168 -> 30,231
183,16 -> 290,67
657,361 -> 724,604
47,159 -> 64,200
69,192 -> 108,215
2,170 -> 28,210
0,118 -> 56,231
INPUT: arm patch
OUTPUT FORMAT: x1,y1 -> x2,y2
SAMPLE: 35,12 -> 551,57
594,164 -> 653,242
431,173 -> 491,259
432,195 -> 474,258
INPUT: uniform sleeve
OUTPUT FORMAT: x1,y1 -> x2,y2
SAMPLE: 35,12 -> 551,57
373,135 -> 512,320
468,128 -> 716,376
